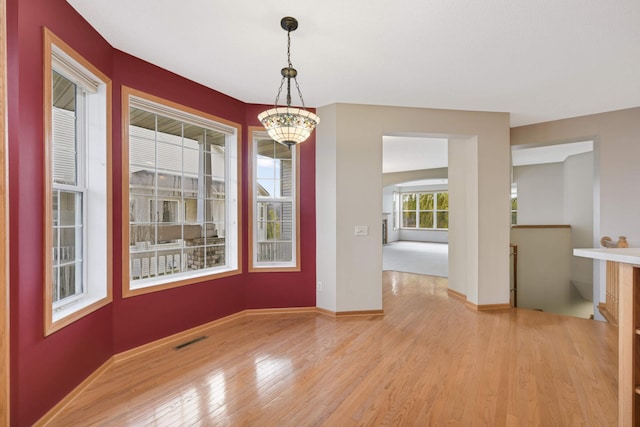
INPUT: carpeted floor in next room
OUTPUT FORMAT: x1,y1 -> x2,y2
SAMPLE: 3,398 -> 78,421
382,241 -> 448,278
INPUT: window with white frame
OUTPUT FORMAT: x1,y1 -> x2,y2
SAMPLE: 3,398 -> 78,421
401,192 -> 449,229
124,88 -> 240,294
250,131 -> 298,270
44,29 -> 112,334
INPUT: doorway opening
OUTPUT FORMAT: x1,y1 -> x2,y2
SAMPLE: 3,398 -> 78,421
510,140 -> 595,318
382,136 -> 449,278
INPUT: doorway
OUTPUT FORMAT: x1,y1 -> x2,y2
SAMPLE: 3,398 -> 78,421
382,136 -> 449,278
510,140 -> 595,318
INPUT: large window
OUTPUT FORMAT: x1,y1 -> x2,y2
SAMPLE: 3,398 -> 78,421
123,87 -> 241,296
249,129 -> 299,270
44,29 -> 112,334
401,192 -> 449,230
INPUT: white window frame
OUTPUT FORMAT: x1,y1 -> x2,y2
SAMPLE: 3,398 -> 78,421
122,87 -> 242,297
249,129 -> 299,271
43,28 -> 112,335
400,191 -> 449,230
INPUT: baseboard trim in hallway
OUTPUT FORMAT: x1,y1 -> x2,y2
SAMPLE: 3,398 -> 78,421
447,288 -> 466,302
465,301 -> 512,311
447,288 -> 511,311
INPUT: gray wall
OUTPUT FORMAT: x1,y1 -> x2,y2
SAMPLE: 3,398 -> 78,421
511,107 -> 640,320
317,103 -> 510,312
564,152 -> 594,299
513,163 -> 564,224
513,153 -> 594,300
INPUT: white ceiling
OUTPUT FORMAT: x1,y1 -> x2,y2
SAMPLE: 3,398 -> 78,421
383,136 -> 591,174
66,0 -> 640,127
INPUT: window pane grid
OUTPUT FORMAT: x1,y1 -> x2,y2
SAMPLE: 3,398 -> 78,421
129,107 -> 230,284
51,69 -> 87,306
253,137 -> 296,266
400,192 -> 448,230
51,188 -> 84,304
47,34 -> 112,329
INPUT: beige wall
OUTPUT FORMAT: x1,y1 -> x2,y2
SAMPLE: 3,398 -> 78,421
514,163 -> 565,224
382,167 -> 447,187
510,227 -> 573,312
448,137 -> 478,298
316,103 -> 510,311
564,152 -> 594,300
315,104 -> 338,310
511,107 -> 640,319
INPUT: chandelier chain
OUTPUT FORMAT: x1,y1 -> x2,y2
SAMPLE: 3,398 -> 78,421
294,77 -> 307,109
287,30 -> 292,68
273,76 -> 286,107
288,29 -> 307,109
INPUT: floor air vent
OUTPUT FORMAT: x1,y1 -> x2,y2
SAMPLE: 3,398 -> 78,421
174,335 -> 207,350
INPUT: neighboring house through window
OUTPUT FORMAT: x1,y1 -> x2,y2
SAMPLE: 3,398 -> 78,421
122,87 -> 241,296
249,128 -> 299,271
44,28 -> 112,334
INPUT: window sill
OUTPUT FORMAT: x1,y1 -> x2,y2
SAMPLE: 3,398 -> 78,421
399,228 -> 449,232
249,264 -> 301,273
46,294 -> 112,336
123,266 -> 242,298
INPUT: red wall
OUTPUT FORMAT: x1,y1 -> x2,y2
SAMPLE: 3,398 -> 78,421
7,0 -> 316,425
8,0 -> 115,424
243,104 -> 317,309
110,52 -> 249,353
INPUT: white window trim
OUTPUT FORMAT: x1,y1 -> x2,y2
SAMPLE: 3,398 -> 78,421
44,28 -> 112,335
123,87 -> 242,296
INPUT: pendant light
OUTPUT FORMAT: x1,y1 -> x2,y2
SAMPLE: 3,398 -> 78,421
258,17 -> 320,148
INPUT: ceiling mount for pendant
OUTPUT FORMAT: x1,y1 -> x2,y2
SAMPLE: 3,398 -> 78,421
280,16 -> 298,32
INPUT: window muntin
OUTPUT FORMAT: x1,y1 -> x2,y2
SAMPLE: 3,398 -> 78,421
124,89 -> 240,294
249,130 -> 299,270
44,28 -> 112,335
401,192 -> 448,230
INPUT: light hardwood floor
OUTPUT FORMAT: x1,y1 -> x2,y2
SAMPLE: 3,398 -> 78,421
47,272 -> 618,426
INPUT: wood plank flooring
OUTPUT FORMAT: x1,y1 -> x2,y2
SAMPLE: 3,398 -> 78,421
47,272 -> 618,426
